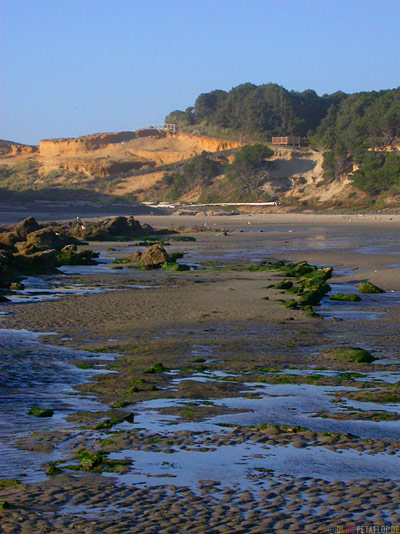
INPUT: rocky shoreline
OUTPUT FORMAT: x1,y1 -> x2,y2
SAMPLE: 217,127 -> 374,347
0,216 -> 399,533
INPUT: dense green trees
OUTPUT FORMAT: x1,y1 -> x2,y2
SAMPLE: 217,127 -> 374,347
162,151 -> 222,200
165,83 -> 400,196
161,145 -> 275,202
166,83 -> 333,138
230,144 -> 274,173
223,143 -> 275,201
351,152 -> 400,194
165,108 -> 194,127
310,88 -> 400,192
310,88 -> 400,151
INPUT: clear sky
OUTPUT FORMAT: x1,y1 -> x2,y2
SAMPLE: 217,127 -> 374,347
1,0 -> 399,145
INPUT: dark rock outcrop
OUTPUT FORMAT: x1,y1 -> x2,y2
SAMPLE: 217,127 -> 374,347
125,244 -> 170,269
12,249 -> 57,274
0,232 -> 19,248
13,217 -> 41,239
16,228 -> 79,255
72,216 -> 153,241
0,217 -> 97,291
139,244 -> 169,268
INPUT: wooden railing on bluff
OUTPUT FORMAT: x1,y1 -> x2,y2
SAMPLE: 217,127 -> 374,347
134,123 -> 176,134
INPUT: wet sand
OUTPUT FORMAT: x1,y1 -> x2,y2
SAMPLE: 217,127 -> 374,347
0,214 -> 399,533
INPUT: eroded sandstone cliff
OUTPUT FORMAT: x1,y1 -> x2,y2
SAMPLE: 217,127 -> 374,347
0,130 -> 364,207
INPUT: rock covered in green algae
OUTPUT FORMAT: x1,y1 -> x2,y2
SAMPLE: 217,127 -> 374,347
0,478 -> 21,489
272,280 -> 293,290
143,362 -> 169,374
61,449 -> 132,473
329,293 -> 361,301
328,346 -> 375,363
263,261 -> 333,312
121,244 -> 187,270
358,281 -> 385,294
161,262 -> 190,271
55,246 -> 99,266
27,406 -> 54,418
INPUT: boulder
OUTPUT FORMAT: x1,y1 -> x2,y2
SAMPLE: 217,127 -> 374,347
0,232 -> 19,247
0,217 -> 96,281
21,228 -> 77,254
103,216 -> 142,236
0,250 -> 17,287
358,281 -> 385,294
12,249 -> 57,274
13,217 -> 41,239
55,248 -> 99,266
140,244 -> 168,269
72,216 -> 153,241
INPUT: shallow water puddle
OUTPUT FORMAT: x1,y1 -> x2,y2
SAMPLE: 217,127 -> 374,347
357,243 -> 400,255
133,375 -> 400,441
3,256 -> 153,303
341,397 -> 400,414
108,442 -> 400,490
282,367 -> 400,384
0,329 -> 117,481
319,281 -> 400,320
6,284 -> 109,304
58,256 -> 115,274
104,370 -> 400,490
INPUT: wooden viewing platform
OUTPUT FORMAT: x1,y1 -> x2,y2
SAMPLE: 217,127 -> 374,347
271,136 -> 308,146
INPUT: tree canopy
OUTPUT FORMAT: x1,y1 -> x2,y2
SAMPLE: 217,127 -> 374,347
166,82 -> 337,138
165,83 -> 400,196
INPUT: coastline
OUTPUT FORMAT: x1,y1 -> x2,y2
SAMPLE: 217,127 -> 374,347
0,215 -> 399,532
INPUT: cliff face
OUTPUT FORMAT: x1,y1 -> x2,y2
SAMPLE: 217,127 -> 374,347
0,131 -> 340,205
0,130 -> 244,190
1,129 -> 397,208
38,132 -> 137,157
32,130 -> 242,176
0,140 -> 38,156
37,131 -> 240,160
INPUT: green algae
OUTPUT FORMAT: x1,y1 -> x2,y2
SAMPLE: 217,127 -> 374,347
329,346 -> 375,363
358,281 -> 385,294
27,406 -> 54,418
0,479 -> 21,489
161,262 -> 190,271
143,362 -> 169,374
63,450 -> 132,473
329,293 -> 361,302
261,261 -> 333,313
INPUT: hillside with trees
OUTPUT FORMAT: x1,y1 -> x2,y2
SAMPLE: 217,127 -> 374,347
166,83 -> 339,140
1,83 -> 399,211
309,88 -> 400,196
166,84 -> 400,206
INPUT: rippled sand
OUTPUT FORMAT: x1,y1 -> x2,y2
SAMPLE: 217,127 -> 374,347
1,214 -> 399,532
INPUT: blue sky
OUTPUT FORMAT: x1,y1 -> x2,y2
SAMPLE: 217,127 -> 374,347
1,0 -> 399,144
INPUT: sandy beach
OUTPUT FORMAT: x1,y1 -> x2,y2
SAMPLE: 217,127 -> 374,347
0,212 -> 399,533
